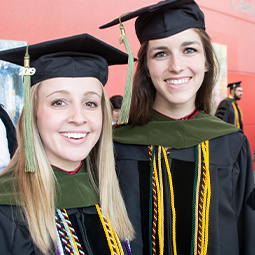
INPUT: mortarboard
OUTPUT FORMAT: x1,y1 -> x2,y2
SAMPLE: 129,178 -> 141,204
0,33 -> 129,172
227,81 -> 242,90
99,0 -> 205,125
0,33 -> 129,86
100,0 -> 205,44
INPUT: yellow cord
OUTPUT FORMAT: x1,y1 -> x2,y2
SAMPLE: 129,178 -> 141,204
162,147 -> 177,255
153,152 -> 164,253
114,232 -> 125,255
193,144 -> 202,255
232,102 -> 240,128
158,146 -> 165,255
201,141 -> 211,255
95,204 -> 120,255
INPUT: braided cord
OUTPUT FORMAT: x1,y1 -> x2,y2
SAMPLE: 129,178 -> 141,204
95,204 -> 122,255
152,160 -> 158,254
124,239 -> 132,255
62,209 -> 84,255
114,232 -> 125,255
193,144 -> 202,255
162,147 -> 177,255
148,145 -> 155,255
55,213 -> 71,255
153,150 -> 163,254
157,146 -> 164,255
56,209 -> 77,255
201,141 -> 211,255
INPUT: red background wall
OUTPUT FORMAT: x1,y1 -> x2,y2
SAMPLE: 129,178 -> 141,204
1,0 -> 255,166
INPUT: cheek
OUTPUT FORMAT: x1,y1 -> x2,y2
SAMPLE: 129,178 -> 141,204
91,111 -> 103,134
36,107 -> 59,138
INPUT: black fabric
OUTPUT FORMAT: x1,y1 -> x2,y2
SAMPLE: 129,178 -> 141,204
0,104 -> 17,158
215,99 -> 243,130
0,205 -> 128,255
100,0 -> 205,44
170,159 -> 194,255
0,33 -> 129,86
114,130 -> 255,255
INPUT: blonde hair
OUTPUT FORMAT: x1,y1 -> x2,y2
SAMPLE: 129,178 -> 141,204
3,82 -> 134,254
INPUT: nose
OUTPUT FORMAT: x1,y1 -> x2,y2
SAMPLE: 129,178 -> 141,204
67,104 -> 87,125
168,53 -> 184,73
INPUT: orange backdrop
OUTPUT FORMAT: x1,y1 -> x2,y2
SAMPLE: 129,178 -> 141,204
1,0 -> 255,167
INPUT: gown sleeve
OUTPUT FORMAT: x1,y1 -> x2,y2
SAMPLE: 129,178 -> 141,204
0,205 -> 42,255
232,135 -> 255,254
215,100 -> 234,124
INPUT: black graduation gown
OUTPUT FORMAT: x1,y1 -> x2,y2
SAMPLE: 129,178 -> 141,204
215,97 -> 243,130
0,165 -> 129,255
0,205 -> 126,255
113,111 -> 255,255
0,104 -> 17,157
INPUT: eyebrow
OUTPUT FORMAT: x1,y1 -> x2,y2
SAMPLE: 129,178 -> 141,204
46,90 -> 101,98
148,40 -> 202,52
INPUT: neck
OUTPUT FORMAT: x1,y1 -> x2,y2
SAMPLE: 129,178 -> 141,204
153,101 -> 196,120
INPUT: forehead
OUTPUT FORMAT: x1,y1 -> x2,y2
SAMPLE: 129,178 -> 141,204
38,77 -> 103,96
235,87 -> 243,92
147,28 -> 203,48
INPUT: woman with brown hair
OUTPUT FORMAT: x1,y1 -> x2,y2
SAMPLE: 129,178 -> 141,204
101,0 -> 255,254
0,33 -> 133,254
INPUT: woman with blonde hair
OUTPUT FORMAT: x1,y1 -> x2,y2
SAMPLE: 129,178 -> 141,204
0,33 -> 133,254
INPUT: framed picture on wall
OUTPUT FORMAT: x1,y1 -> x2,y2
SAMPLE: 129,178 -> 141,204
211,42 -> 228,115
0,40 -> 27,126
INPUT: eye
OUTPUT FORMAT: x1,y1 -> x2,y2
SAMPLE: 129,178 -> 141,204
51,99 -> 66,107
154,51 -> 167,58
184,48 -> 197,54
85,101 -> 97,108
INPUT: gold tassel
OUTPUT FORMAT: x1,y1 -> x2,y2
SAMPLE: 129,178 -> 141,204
21,45 -> 36,172
117,14 -> 134,125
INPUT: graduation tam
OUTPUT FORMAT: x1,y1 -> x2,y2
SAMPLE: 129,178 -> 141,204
100,0 -> 205,44
0,33 -> 129,86
0,33 -> 129,172
227,81 -> 242,90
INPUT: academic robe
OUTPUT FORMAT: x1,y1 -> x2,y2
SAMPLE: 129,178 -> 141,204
113,111 -> 255,255
215,97 -> 243,130
0,164 -> 129,255
0,104 -> 17,158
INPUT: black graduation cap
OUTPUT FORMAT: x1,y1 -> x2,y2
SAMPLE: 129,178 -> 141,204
0,33 -> 129,86
0,33 -> 129,173
100,0 -> 205,44
227,81 -> 242,90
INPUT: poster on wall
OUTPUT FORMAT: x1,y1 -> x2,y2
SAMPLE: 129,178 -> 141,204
0,40 -> 27,126
211,42 -> 228,115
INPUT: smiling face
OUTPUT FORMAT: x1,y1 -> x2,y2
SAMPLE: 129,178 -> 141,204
36,77 -> 103,171
146,28 -> 208,118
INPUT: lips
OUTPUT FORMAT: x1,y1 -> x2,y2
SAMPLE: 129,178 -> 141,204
61,132 -> 88,139
165,77 -> 189,85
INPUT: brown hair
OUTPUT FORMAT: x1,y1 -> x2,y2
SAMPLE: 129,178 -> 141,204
129,28 -> 219,125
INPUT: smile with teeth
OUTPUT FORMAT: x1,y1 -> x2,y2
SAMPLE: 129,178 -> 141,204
166,77 -> 189,85
61,132 -> 88,139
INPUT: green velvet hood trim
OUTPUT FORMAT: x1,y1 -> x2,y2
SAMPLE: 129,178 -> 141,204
113,111 -> 239,149
0,163 -> 99,208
